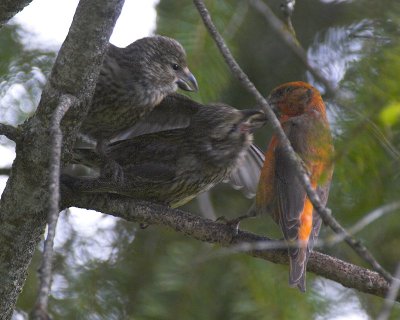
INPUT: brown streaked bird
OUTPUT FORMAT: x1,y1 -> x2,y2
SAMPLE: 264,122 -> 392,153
80,36 -> 198,149
65,94 -> 266,208
256,81 -> 334,292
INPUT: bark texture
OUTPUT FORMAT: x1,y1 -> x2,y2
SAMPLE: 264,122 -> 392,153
0,0 -> 124,318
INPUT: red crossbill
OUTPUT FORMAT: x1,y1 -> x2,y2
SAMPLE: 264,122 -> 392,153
256,82 -> 334,292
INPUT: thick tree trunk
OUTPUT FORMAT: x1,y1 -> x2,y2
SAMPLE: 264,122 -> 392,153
0,0 -> 124,318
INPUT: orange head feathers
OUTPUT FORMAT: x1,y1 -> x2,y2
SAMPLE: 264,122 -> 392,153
268,81 -> 327,120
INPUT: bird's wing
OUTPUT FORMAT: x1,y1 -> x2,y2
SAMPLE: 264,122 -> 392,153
275,115 -> 332,291
108,129 -> 185,166
308,178 -> 332,251
71,148 -> 102,168
112,93 -> 201,141
274,119 -> 310,290
275,143 -> 306,243
227,144 -> 265,198
275,115 -> 326,241
123,162 -> 176,182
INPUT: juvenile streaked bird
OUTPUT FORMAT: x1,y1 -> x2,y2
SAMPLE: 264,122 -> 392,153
80,36 -> 198,145
65,95 -> 266,208
256,82 -> 334,292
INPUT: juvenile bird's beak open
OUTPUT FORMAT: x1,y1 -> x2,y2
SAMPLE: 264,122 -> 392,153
177,67 -> 199,92
240,109 -> 267,132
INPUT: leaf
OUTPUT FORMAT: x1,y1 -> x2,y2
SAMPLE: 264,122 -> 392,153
379,101 -> 400,126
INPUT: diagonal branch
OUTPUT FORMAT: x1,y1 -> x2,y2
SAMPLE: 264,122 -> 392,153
192,0 -> 394,283
377,263 -> 400,320
279,0 -> 297,39
0,0 -> 34,27
31,95 -> 76,320
0,123 -> 20,143
249,0 -> 400,161
249,0 -> 337,94
329,201 -> 400,245
60,190 -> 395,301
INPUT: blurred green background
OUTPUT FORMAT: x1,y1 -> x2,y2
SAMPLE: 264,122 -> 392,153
1,0 -> 400,319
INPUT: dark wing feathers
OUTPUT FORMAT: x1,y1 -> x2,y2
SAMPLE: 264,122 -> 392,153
274,118 -> 307,240
123,163 -> 176,182
112,93 -> 200,141
274,119 -> 309,291
108,130 -> 185,166
275,144 -> 306,241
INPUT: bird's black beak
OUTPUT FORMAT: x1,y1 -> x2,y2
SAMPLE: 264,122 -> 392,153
240,109 -> 267,132
177,67 -> 199,92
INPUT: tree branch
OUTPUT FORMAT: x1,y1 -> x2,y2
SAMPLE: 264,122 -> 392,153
0,0 -> 124,317
0,168 -> 12,176
377,263 -> 400,320
279,0 -> 297,39
0,123 -> 20,143
192,0 -> 394,283
0,0 -> 34,27
250,0 -> 400,162
31,95 -> 76,320
61,190 -> 396,301
329,201 -> 400,245
248,0 -> 336,94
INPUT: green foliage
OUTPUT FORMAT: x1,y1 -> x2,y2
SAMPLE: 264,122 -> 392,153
156,0 -> 235,103
380,101 -> 400,126
0,24 -> 55,126
3,0 -> 400,319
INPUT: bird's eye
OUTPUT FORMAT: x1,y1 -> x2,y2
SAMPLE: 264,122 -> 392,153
172,64 -> 180,70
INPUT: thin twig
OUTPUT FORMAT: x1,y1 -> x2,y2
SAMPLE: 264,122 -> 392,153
280,0 -> 297,39
328,201 -> 400,245
0,167 -> 12,176
250,0 -> 400,160
222,1 -> 248,40
0,123 -> 20,143
248,0 -> 337,94
193,0 -> 394,283
377,263 -> 400,320
32,94 -> 76,320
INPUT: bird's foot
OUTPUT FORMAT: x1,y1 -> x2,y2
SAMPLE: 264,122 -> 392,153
216,209 -> 257,238
215,216 -> 245,237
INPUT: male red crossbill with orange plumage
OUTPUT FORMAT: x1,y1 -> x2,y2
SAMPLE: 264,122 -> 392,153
256,81 -> 334,292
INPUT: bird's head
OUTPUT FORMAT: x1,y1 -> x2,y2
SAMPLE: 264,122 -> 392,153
126,36 -> 198,94
267,81 -> 325,120
194,105 -> 266,163
203,106 -> 266,140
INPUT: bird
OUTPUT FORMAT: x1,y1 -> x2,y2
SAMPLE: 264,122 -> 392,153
255,81 -> 334,292
64,94 -> 266,209
79,35 -> 198,161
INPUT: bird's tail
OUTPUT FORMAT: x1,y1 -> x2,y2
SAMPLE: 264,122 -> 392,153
288,243 -> 309,292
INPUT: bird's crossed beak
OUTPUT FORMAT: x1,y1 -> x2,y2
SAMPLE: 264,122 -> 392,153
240,109 -> 267,132
177,67 -> 199,92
